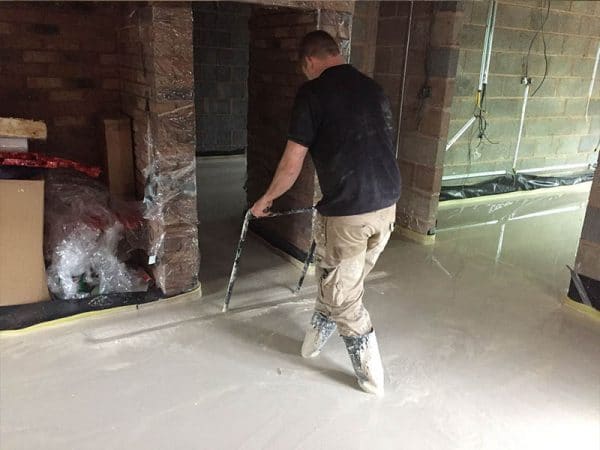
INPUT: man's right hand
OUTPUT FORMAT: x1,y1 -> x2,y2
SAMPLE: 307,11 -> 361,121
250,196 -> 273,218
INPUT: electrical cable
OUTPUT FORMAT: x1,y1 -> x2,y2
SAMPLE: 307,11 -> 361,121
525,0 -> 551,97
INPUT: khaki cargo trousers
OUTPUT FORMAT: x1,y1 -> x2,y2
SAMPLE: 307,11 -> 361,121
314,205 -> 396,337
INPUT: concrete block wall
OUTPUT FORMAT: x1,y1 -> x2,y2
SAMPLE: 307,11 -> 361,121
192,2 -> 250,155
0,2 -> 122,166
375,1 -> 462,238
447,0 -> 600,178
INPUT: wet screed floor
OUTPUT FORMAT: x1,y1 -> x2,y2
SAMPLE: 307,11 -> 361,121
1,157 -> 598,450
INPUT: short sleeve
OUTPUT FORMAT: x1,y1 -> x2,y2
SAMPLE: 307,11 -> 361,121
288,84 -> 320,148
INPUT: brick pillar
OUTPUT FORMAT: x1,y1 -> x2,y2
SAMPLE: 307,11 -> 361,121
568,156 -> 600,311
375,1 -> 462,244
147,4 -> 199,296
120,3 -> 200,296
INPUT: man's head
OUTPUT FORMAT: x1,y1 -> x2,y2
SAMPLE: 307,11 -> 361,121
299,30 -> 345,80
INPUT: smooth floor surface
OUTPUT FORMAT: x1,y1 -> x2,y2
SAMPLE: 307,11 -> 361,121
1,157 -> 599,450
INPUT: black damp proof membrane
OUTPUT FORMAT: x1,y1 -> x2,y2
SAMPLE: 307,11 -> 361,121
568,273 -> 600,311
0,288 -> 171,331
440,172 -> 594,201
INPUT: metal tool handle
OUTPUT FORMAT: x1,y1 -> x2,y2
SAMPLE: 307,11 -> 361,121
223,207 -> 314,312
255,207 -> 314,218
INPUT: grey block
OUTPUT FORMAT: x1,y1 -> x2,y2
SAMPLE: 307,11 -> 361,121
199,64 -> 217,81
501,76 -> 525,97
525,97 -> 566,116
231,67 -> 248,81
210,99 -> 230,114
587,99 -> 600,117
231,49 -> 249,66
565,98 -> 587,117
562,36 -> 593,57
486,98 -> 522,117
496,3 -> 535,29
232,130 -> 247,148
489,52 -> 523,76
578,135 -> 599,153
557,78 -> 589,97
570,1 -> 598,15
527,77 -> 558,97
553,135 -> 580,156
196,47 -> 217,65
217,49 -> 233,65
231,99 -> 248,116
216,66 -> 231,82
455,75 -> 477,96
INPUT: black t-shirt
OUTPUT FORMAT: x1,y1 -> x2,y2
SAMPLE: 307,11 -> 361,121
288,64 -> 401,217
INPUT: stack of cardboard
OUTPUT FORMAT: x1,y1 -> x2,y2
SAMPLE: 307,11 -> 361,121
0,117 -> 50,306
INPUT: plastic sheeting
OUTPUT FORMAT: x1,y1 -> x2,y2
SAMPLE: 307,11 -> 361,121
44,171 -> 150,300
440,172 -> 594,201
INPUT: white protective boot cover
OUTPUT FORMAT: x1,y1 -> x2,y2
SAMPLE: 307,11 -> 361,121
343,330 -> 384,396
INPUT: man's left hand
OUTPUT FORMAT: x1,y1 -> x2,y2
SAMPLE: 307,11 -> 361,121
250,196 -> 273,218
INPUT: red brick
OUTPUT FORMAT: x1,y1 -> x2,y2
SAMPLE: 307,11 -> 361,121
48,90 -> 85,102
413,164 -> 443,194
0,22 -> 14,34
430,11 -> 463,48
39,37 -> 80,51
378,1 -> 398,17
54,116 -> 88,127
398,160 -> 415,187
418,106 -> 450,139
377,17 -> 408,45
22,50 -> 62,63
46,64 -> 85,78
81,39 -> 116,53
0,74 -> 26,89
428,76 -> 456,109
100,53 -> 119,66
1,62 -> 47,77
102,79 -> 121,90
27,77 -> 63,89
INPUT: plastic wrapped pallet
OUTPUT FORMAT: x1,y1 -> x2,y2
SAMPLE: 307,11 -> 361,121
45,171 -> 150,300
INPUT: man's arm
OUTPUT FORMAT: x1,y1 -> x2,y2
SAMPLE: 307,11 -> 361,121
250,140 -> 309,217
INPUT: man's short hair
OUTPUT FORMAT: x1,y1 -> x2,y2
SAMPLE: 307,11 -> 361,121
299,30 -> 340,60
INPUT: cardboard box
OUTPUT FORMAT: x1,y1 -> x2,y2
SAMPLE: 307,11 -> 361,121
0,179 -> 50,306
103,117 -> 135,198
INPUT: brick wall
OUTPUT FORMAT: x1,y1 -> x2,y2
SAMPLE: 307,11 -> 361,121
375,2 -> 462,239
447,0 -> 600,178
247,6 -> 319,256
0,2 -> 122,166
569,152 -> 600,309
245,4 -> 354,258
193,2 -> 250,155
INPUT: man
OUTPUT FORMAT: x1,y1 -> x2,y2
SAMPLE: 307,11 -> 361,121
250,31 -> 401,396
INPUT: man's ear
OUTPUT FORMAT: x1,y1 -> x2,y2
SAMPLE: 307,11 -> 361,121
305,56 -> 315,70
